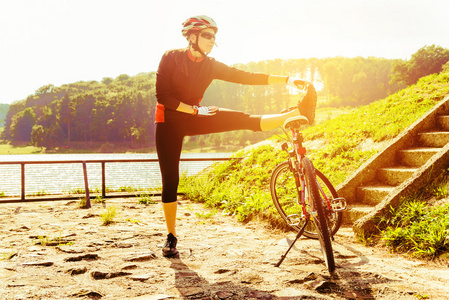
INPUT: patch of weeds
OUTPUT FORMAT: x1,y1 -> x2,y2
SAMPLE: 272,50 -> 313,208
125,218 -> 140,224
38,236 -> 50,246
0,191 -> 6,198
137,192 -> 157,205
36,232 -> 74,247
118,185 -> 135,192
195,208 -> 217,219
99,205 -> 118,225
356,230 -> 375,246
93,195 -> 105,204
78,197 -> 89,209
1,250 -> 17,260
56,231 -> 74,247
69,187 -> 86,194
27,190 -> 49,197
414,293 -> 430,299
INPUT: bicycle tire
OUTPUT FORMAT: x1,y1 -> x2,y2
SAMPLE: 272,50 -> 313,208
303,157 -> 335,274
270,161 -> 342,239
315,168 -> 343,235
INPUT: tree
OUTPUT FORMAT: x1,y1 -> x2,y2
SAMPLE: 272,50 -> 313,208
116,74 -> 130,82
443,61 -> 449,72
390,45 -> 449,86
35,84 -> 54,95
31,125 -> 45,148
10,108 -> 36,142
59,94 -> 75,146
102,77 -> 114,85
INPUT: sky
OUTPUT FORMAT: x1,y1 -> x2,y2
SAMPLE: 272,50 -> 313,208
1,0 -> 448,104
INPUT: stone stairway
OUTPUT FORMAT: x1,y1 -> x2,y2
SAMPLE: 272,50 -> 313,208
336,95 -> 449,235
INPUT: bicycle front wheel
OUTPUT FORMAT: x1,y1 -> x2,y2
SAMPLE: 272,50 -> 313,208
270,161 -> 342,239
303,157 -> 335,274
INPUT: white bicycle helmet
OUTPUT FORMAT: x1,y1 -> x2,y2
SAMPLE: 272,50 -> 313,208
181,15 -> 218,38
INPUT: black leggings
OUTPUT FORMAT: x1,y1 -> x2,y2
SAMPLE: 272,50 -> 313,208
156,109 -> 262,203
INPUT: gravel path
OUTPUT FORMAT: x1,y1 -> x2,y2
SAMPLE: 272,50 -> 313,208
0,198 -> 448,299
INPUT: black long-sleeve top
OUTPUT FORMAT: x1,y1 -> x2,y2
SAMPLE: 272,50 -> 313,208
155,48 -> 269,123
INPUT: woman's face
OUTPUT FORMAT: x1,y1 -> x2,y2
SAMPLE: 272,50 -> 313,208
191,28 -> 216,54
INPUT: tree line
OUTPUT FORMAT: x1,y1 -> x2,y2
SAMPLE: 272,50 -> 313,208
0,104 -> 8,127
2,45 -> 448,150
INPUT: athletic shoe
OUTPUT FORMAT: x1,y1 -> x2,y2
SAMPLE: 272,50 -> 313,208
281,84 -> 317,125
162,233 -> 179,258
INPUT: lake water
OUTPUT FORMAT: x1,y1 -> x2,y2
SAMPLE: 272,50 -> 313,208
0,152 -> 233,197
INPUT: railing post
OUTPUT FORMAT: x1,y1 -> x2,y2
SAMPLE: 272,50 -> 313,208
101,162 -> 106,198
21,163 -> 25,201
82,161 -> 91,208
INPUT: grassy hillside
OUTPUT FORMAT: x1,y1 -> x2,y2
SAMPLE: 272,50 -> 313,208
179,69 -> 449,257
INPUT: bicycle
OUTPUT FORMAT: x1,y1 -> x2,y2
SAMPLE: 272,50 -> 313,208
270,115 -> 347,274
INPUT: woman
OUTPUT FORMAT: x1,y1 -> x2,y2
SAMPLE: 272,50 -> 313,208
155,15 -> 316,257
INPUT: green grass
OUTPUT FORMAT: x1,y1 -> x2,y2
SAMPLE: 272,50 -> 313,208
93,195 -> 105,203
378,170 -> 449,259
0,142 -> 44,154
27,190 -> 49,197
196,208 -> 218,219
381,198 -> 449,259
99,205 -> 118,225
1,250 -> 17,260
179,69 -> 449,253
78,197 -> 89,209
137,192 -> 157,204
314,106 -> 355,125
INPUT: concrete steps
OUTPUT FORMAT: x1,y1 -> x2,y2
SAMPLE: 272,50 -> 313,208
342,204 -> 373,224
398,148 -> 441,167
356,184 -> 395,205
418,131 -> 449,147
377,167 -> 418,186
339,96 -> 449,226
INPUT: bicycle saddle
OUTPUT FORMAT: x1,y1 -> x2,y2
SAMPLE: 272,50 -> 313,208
283,115 -> 309,130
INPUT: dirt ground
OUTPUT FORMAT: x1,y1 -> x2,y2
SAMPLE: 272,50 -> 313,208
0,197 -> 448,300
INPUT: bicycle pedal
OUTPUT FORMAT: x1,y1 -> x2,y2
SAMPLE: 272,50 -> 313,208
331,197 -> 347,212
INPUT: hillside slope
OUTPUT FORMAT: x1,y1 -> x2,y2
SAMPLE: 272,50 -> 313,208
180,69 -> 449,226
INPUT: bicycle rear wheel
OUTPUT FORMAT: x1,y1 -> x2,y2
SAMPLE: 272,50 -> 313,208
303,157 -> 335,274
270,161 -> 342,239
270,161 -> 316,235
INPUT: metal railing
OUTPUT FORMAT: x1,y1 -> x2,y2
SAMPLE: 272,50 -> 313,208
0,157 -> 238,204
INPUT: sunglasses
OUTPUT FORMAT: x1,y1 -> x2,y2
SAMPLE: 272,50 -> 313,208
200,32 -> 216,40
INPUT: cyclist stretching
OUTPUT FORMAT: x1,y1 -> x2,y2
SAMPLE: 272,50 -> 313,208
155,15 -> 317,257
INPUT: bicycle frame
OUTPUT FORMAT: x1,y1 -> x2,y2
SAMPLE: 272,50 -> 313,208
286,127 -> 333,218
